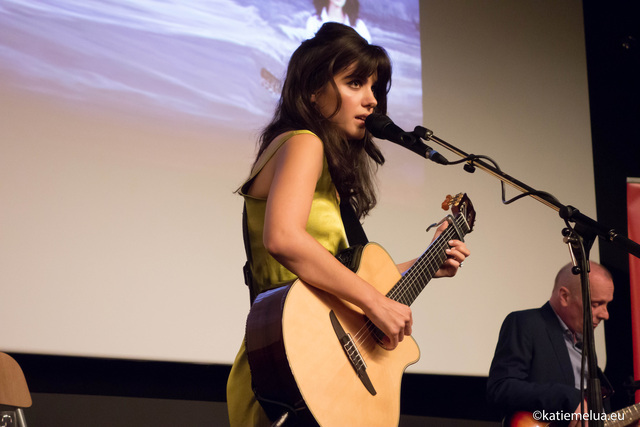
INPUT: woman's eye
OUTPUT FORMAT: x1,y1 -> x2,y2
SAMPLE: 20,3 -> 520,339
348,80 -> 362,88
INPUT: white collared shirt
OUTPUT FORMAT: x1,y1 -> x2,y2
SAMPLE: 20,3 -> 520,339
553,309 -> 587,390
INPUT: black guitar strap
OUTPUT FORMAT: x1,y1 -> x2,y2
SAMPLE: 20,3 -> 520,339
339,196 -> 369,246
241,203 -> 258,305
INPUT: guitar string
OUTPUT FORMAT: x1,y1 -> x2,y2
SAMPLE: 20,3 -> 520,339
349,214 -> 468,351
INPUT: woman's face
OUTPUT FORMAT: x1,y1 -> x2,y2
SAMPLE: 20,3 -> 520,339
312,64 -> 377,140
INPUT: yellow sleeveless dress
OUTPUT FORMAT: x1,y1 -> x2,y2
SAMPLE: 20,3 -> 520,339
227,130 -> 348,426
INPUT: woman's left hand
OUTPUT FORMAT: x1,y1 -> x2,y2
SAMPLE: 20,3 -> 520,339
432,222 -> 470,278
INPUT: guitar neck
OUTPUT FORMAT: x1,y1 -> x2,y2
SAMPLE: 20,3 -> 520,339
388,213 -> 469,307
606,401 -> 640,427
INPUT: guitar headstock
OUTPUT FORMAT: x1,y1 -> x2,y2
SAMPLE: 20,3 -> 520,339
442,193 -> 476,232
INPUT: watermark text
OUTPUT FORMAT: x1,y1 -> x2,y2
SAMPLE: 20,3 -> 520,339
532,410 -> 624,423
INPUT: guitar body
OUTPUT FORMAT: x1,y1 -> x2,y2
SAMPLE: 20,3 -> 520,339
505,411 -> 553,427
246,243 -> 420,427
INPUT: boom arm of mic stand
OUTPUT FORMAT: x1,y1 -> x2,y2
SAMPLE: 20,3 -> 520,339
413,126 -> 640,258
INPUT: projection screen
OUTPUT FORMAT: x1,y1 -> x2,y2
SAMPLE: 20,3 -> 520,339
0,0 -> 599,376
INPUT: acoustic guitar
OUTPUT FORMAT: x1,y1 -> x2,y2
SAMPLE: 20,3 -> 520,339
245,193 -> 476,426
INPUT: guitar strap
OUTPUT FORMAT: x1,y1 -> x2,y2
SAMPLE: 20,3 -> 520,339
241,197 -> 368,306
339,196 -> 369,246
241,203 -> 258,306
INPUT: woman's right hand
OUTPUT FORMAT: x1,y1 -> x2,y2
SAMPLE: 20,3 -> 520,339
363,294 -> 413,350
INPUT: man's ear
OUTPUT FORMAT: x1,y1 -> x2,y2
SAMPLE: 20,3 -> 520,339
558,286 -> 571,306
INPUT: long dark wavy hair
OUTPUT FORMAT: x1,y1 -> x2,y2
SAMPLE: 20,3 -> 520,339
256,22 -> 392,218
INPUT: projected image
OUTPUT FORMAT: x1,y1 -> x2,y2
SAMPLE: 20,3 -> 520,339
0,0 -> 421,128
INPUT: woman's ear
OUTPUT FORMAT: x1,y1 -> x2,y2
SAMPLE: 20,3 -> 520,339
310,92 -> 316,103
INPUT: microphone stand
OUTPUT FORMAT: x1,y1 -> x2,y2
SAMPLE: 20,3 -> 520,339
562,225 -> 601,423
408,124 -> 640,425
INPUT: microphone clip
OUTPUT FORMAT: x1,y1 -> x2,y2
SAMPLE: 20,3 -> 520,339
407,126 -> 448,165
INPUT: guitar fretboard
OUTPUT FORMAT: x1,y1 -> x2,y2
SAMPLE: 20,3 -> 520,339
369,212 -> 470,342
606,401 -> 640,427
390,213 -> 469,306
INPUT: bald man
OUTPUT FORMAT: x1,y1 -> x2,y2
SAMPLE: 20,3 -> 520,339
487,261 -> 614,419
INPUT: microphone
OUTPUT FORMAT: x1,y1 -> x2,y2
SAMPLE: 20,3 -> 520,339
365,113 -> 448,165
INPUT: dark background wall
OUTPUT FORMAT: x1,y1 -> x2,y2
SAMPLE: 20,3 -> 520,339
584,0 -> 640,413
7,0 -> 640,425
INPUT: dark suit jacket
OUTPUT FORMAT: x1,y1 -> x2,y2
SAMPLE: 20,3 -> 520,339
486,302 -> 582,414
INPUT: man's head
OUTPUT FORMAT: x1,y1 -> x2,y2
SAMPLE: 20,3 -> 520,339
549,261 -> 614,334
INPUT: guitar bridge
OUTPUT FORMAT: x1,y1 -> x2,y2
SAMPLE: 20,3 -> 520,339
329,310 -> 377,396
